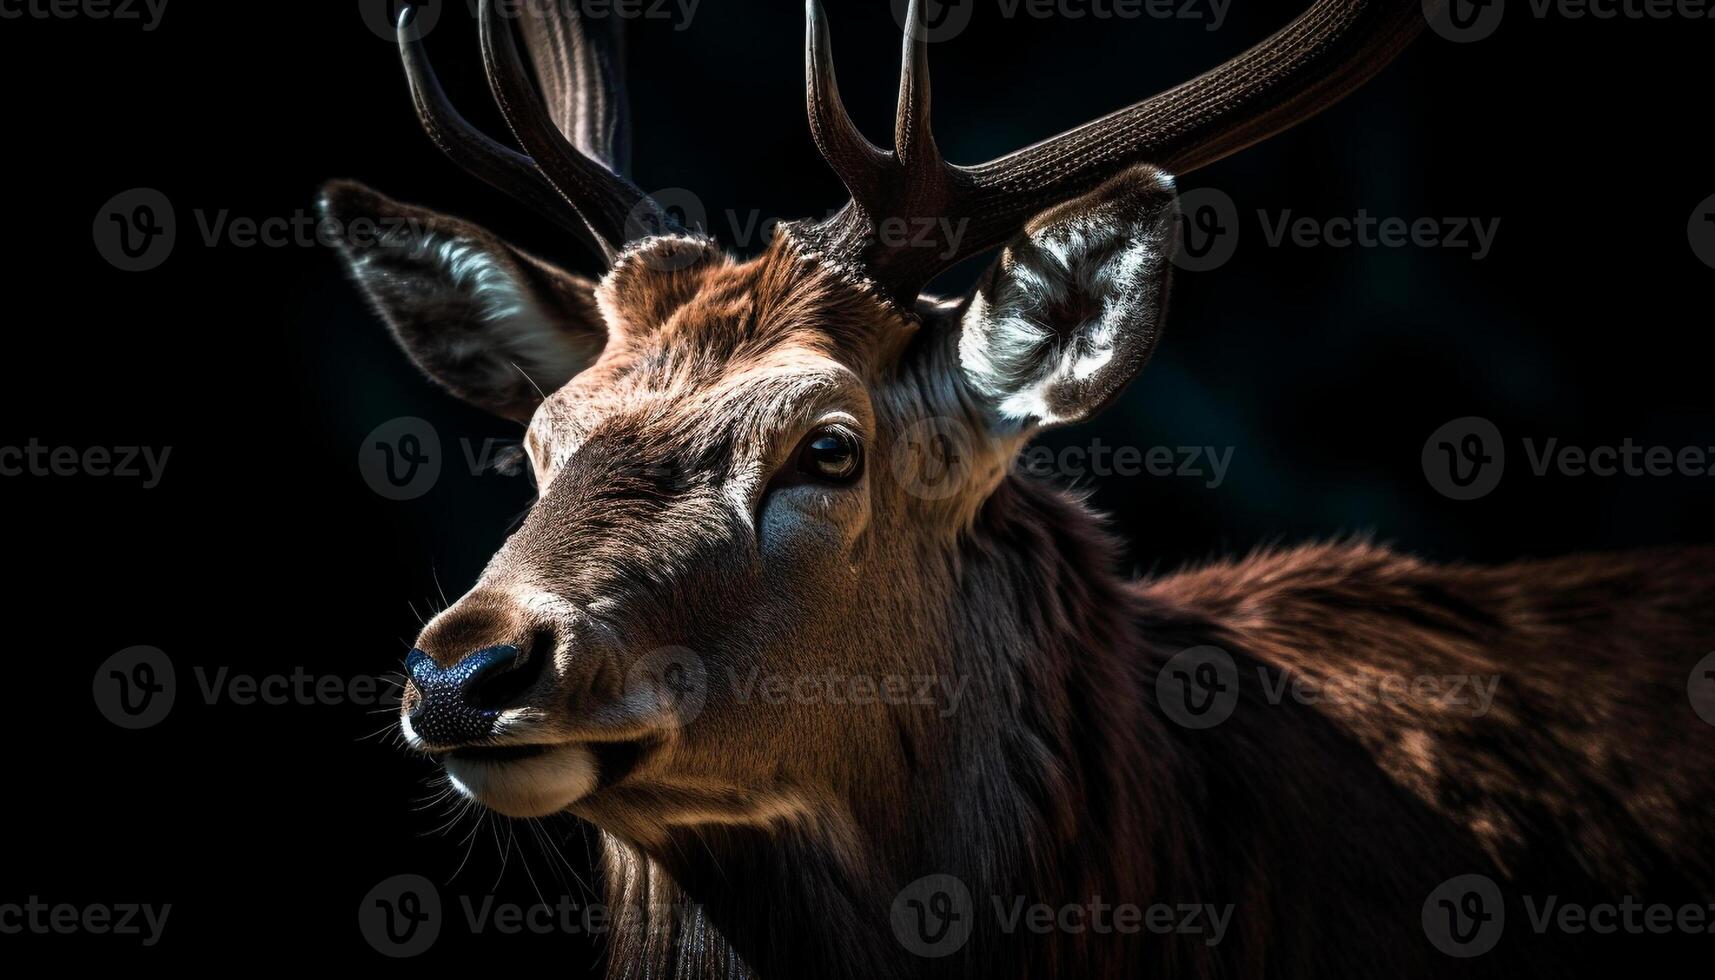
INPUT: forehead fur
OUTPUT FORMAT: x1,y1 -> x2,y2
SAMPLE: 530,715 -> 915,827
528,234 -> 909,467
593,234 -> 911,365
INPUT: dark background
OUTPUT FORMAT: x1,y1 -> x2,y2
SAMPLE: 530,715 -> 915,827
2,0 -> 1709,967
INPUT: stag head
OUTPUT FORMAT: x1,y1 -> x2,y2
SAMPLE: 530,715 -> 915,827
322,0 -> 1422,832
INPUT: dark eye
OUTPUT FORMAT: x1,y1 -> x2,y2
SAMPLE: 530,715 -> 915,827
795,425 -> 863,483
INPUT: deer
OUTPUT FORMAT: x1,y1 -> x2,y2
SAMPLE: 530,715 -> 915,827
322,1 -> 1715,976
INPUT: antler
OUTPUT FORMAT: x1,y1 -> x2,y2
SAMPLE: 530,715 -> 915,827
396,1 -> 678,265
798,0 -> 1431,299
511,0 -> 633,175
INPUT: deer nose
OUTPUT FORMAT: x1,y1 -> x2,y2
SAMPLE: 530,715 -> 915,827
404,643 -> 545,747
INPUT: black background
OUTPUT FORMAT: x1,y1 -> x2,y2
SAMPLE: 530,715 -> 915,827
2,0 -> 1710,967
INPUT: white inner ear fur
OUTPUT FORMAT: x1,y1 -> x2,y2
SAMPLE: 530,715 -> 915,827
413,231 -> 586,395
958,170 -> 1177,427
430,234 -> 535,323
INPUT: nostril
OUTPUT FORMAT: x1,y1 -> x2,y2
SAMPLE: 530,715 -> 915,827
403,649 -> 439,717
467,632 -> 552,711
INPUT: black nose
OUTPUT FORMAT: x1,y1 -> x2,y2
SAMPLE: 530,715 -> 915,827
405,644 -> 543,747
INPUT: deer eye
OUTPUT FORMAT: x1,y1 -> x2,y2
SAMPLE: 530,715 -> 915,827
795,425 -> 863,483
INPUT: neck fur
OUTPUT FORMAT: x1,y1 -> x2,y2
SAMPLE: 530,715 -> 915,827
596,477 -> 1234,978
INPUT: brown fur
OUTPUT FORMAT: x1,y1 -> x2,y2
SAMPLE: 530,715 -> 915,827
326,173 -> 1715,980
1152,542 -> 1715,890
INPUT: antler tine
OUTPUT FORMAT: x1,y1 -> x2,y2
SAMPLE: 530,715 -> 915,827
395,6 -> 606,255
802,0 -> 1429,301
893,0 -> 940,174
800,0 -> 966,288
805,0 -> 890,213
948,0 -> 1429,254
515,0 -> 632,176
478,0 -> 679,262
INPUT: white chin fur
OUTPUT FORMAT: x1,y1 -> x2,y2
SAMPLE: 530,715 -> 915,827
443,745 -> 598,818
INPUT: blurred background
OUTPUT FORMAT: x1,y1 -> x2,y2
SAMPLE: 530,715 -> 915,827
1,0 -> 1710,967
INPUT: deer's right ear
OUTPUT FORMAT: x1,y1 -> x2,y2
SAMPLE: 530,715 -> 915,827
955,165 -> 1177,433
319,180 -> 607,421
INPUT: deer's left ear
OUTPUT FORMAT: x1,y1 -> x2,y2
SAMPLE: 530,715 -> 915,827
956,165 -> 1178,430
319,180 -> 607,422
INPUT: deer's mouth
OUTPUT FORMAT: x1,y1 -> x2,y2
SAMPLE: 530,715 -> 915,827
444,743 -> 552,765
440,742 -> 599,818
436,739 -> 654,818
